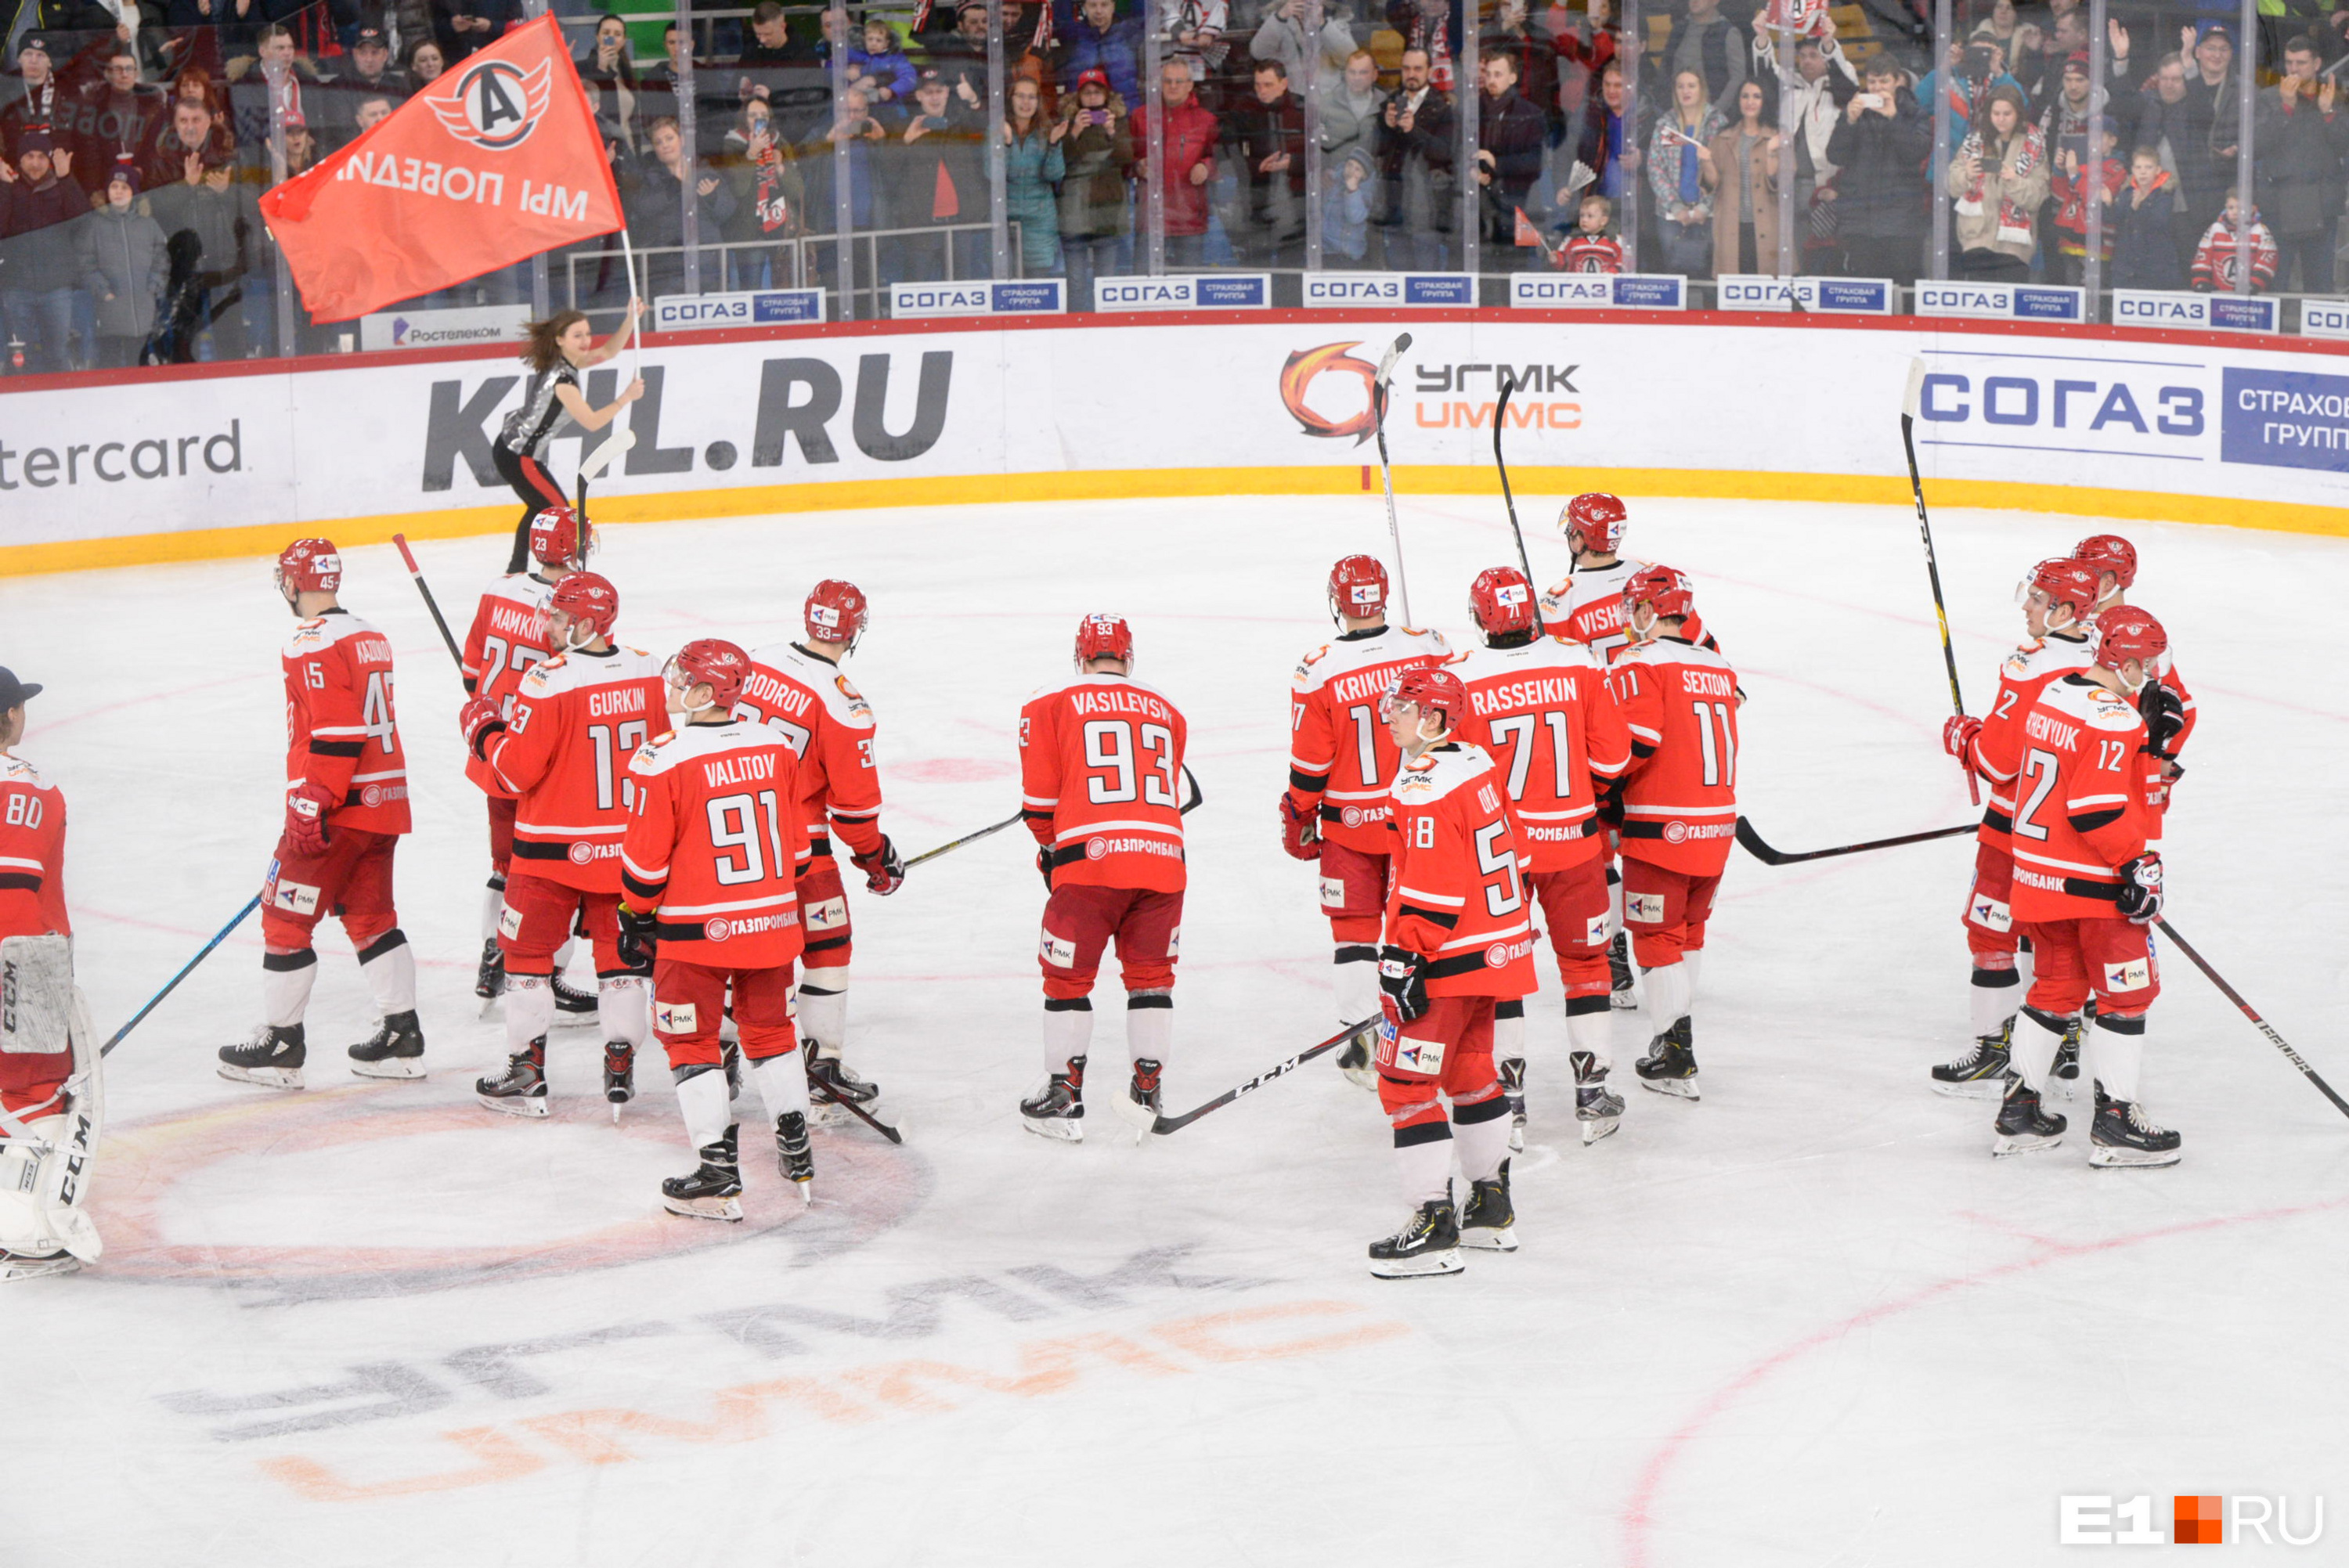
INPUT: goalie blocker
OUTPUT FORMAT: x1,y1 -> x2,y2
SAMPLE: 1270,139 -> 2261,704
0,935 -> 103,1280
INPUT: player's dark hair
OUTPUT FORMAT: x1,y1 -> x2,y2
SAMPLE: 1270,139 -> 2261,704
519,310 -> 590,375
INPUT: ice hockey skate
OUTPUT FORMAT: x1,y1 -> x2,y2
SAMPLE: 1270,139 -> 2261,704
348,1011 -> 425,1080
1990,1080 -> 2066,1156
1499,1056 -> 1528,1152
1634,1019 -> 1699,1100
1368,1199 -> 1465,1278
217,1025 -> 305,1090
1571,1051 -> 1625,1142
1931,1023 -> 2014,1098
1109,1057 -> 1161,1139
475,1037 -> 548,1117
662,1126 -> 745,1220
1459,1163 -> 1517,1252
774,1111 -> 814,1204
1020,1058 -> 1085,1143
2089,1094 -> 2182,1168
602,1041 -> 635,1117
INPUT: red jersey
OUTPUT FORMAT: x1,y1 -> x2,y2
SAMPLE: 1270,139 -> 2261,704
0,752 -> 69,940
1383,742 -> 1538,999
284,610 -> 410,836
460,571 -> 558,798
2007,674 -> 2153,924
1611,636 -> 1739,877
478,645 -> 666,893
1286,625 -> 1451,854
1964,633 -> 2095,853
1021,672 -> 1189,894
1447,637 -> 1631,874
622,719 -> 807,968
738,640 -> 886,862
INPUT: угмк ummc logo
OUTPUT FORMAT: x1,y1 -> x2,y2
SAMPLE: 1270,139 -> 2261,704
428,57 -> 554,152
1279,343 -> 1383,445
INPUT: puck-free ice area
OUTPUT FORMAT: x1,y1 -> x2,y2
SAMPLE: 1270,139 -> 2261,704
8,492 -> 2345,1567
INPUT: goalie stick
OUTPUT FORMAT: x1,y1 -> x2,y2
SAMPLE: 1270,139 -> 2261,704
1370,332 -> 1415,625
1734,815 -> 1976,866
906,769 -> 1206,871
392,534 -> 466,672
100,893 -> 261,1058
2155,918 -> 2349,1122
1151,1016 -> 1382,1134
1900,359 -> 1980,807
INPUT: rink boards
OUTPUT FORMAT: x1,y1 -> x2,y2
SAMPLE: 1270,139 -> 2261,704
5,308 -> 2349,574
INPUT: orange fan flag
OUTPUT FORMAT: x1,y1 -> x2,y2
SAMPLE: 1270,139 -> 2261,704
1513,205 -> 1541,247
258,14 -> 622,322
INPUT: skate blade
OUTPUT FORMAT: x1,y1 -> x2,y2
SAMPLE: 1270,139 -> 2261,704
1636,1076 -> 1698,1101
1579,1114 -> 1622,1144
808,1101 -> 851,1129
218,1065 -> 304,1090
1020,1115 -> 1084,1144
477,1093 -> 550,1119
549,1012 -> 597,1030
1932,1077 -> 2009,1100
662,1193 -> 745,1221
1990,1132 -> 2066,1156
1460,1225 -> 1517,1253
791,1178 -> 814,1207
1369,1248 -> 1466,1279
350,1057 -> 427,1080
2088,1143 -> 2181,1169
0,1253 -> 81,1282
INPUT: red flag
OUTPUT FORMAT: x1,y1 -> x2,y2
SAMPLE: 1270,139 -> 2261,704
1513,205 -> 1540,247
259,14 -> 622,322
933,160 -> 960,221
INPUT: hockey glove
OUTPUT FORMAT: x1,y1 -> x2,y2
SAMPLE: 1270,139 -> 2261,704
1941,714 -> 1983,767
616,903 -> 659,971
1277,792 -> 1319,860
2114,852 -> 2164,925
1037,847 -> 1055,891
1377,945 -> 1430,1029
1595,776 -> 1627,830
853,835 -> 906,896
2138,680 -> 2186,762
459,695 -> 507,760
283,780 -> 337,856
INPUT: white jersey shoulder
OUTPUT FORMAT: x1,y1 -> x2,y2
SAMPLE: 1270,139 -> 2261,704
1446,637 -> 1603,683
480,571 -> 557,613
1539,555 -> 1650,610
518,645 -> 662,698
283,611 -> 386,661
1614,636 -> 1735,677
755,640 -> 878,732
1293,625 -> 1450,693
1,754 -> 50,790
629,719 -> 770,778
1392,741 -> 1500,806
2004,634 -> 2095,682
2040,674 -> 2142,734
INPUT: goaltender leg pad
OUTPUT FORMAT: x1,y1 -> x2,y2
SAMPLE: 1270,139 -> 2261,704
0,946 -> 102,1269
1,935 -> 76,1060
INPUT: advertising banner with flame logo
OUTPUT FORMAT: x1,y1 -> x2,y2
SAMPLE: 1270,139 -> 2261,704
258,14 -> 622,321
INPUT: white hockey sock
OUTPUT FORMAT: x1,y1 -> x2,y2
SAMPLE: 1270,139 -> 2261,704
552,936 -> 578,979
262,951 -> 318,1029
1683,950 -> 1704,1004
1127,992 -> 1173,1063
1393,1129 -> 1454,1207
2087,1014 -> 2145,1103
1969,969 -> 2022,1037
751,1048 -> 813,1125
675,1065 -> 732,1152
1641,961 -> 1692,1035
2014,943 -> 2036,996
1493,1000 -> 1525,1066
1453,1104 -> 1514,1184
598,975 -> 649,1047
356,931 -> 416,1016
1605,871 -> 1624,938
2011,1007 -> 2066,1092
480,879 -> 505,943
797,964 -> 850,1059
1043,1002 -> 1095,1076
1333,945 -> 1380,1028
1566,1001 -> 1613,1069
505,974 -> 556,1053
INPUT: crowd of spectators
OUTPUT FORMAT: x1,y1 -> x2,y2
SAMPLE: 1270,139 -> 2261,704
5,0 -> 2348,366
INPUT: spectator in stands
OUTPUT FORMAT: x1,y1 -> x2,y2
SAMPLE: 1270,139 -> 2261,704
226,25 -> 325,151
1947,84 -> 2048,281
1002,76 -> 1065,278
1561,191 -> 1622,270
1825,56 -> 1930,287
78,158 -> 164,366
1705,76 -> 1782,276
1319,143 -> 1371,259
70,47 -> 164,195
1167,0 -> 1230,104
2092,15 -> 2145,151
1553,0 -> 1617,115
812,85 -> 883,241
2170,23 -> 2241,252
1915,34 -> 2021,155
893,67 -> 990,281
1136,56 -> 1218,268
2048,113 -> 2122,285
144,94 -> 226,192
434,0 -> 517,67
1662,0 -> 1745,117
1385,0 -> 1460,95
1570,56 -> 1634,211
1378,45 -> 1454,269
849,18 -> 916,109
1251,0 -> 1354,83
2110,144 -> 2184,289
1647,67 -> 1723,277
1231,57 -> 1304,269
406,38 -> 446,87
1485,0 -> 1559,141
1056,68 -> 1130,303
720,98 -> 806,287
352,94 -> 394,137
0,130 -> 86,373
1788,35 -> 1855,274
1063,0 -> 1143,103
336,26 -> 407,98
2,35 -> 67,162
2190,188 -> 2277,291
1474,51 -> 1546,269
146,110 -> 259,356
626,114 -> 735,297
732,1 -> 802,139
280,114 -> 319,175
2253,35 -> 2349,294
923,2 -> 995,108
1320,49 -> 1385,174
2013,5 -> 2087,104
577,13 -> 640,157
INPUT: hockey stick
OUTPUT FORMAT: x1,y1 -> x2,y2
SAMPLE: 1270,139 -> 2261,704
1900,359 -> 1980,807
2155,917 -> 2349,1122
580,425 -> 635,485
392,534 -> 465,671
100,893 -> 261,1058
808,1072 -> 904,1143
1370,332 -> 1416,625
1734,815 -> 1976,867
1491,376 -> 1540,598
1151,1016 -> 1381,1135
906,768 -> 1206,873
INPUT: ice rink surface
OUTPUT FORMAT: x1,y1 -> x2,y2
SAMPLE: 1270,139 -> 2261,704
6,492 -> 2347,1566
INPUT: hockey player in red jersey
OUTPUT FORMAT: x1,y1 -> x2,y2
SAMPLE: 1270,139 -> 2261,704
1931,557 -> 2101,1095
742,580 -> 905,1119
1446,566 -> 1633,1148
0,668 -> 102,1281
1280,556 -> 1449,1087
1611,564 -> 1738,1100
2074,534 -> 2194,817
219,540 -> 424,1089
1019,614 -> 1190,1141
620,640 -> 817,1217
460,504 -> 601,1022
1993,607 -> 2180,1168
1366,665 -> 1536,1278
459,572 -> 666,1117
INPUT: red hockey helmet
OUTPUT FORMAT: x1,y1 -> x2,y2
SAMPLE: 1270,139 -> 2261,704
548,571 -> 619,644
276,537 -> 342,596
2022,557 -> 2102,623
1468,565 -> 1539,636
1622,562 -> 1695,622
2073,533 -> 2138,592
805,579 -> 871,647
1328,554 -> 1390,621
529,503 -> 594,570
2095,605 -> 2168,676
1561,492 -> 1629,554
666,637 -> 750,710
1074,612 -> 1135,665
1387,665 -> 1467,734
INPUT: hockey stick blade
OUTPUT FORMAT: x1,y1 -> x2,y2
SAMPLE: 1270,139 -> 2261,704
1152,1017 -> 1381,1134
1736,816 -> 1975,867
2156,918 -> 2349,1122
1902,356 -> 1928,424
1376,330 -> 1413,383
581,426 -> 636,482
